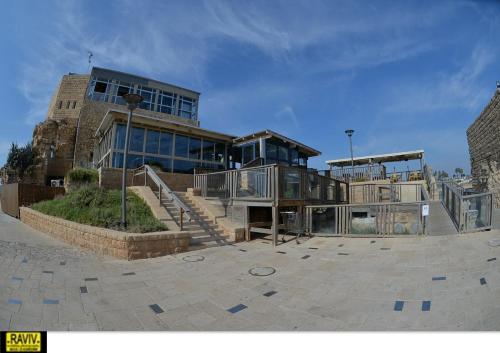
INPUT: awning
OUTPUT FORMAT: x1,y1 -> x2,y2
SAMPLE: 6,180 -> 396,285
326,150 -> 424,167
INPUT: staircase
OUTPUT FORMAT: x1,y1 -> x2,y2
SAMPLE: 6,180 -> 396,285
155,191 -> 231,250
135,165 -> 231,251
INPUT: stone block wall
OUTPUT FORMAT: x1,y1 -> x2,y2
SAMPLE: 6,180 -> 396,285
20,207 -> 191,260
467,89 -> 500,207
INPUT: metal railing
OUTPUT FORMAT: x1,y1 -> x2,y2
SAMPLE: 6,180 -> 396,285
194,165 -> 349,203
440,181 -> 492,233
135,165 -> 192,230
330,165 -> 423,183
305,201 -> 427,237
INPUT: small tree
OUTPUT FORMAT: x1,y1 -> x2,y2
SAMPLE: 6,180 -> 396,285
4,142 -> 38,180
455,167 -> 464,177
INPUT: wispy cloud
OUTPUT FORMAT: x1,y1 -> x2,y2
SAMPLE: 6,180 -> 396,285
382,44 -> 495,115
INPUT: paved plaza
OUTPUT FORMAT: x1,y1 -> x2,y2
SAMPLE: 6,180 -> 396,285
1,208 -> 500,331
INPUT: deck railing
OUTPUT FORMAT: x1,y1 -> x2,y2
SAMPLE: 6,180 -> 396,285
330,165 -> 423,183
305,201 -> 427,237
194,165 -> 348,203
440,181 -> 492,233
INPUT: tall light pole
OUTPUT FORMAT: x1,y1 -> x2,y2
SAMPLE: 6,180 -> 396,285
121,93 -> 143,228
345,129 -> 355,181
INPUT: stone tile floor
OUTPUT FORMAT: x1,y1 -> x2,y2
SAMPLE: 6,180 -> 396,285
1,210 -> 500,331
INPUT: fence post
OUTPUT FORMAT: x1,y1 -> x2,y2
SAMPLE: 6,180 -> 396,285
180,208 -> 184,231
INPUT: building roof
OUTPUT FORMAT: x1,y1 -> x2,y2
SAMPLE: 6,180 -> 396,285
91,67 -> 201,96
326,149 -> 425,167
95,109 -> 236,142
233,129 -> 321,157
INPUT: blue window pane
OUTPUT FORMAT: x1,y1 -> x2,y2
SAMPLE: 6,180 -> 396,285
145,130 -> 160,154
129,127 -> 145,152
127,154 -> 143,169
175,135 -> 189,158
189,138 -> 202,160
173,160 -> 199,174
144,156 -> 171,172
159,132 -> 173,156
203,140 -> 215,161
115,124 -> 126,150
112,152 -> 123,168
215,143 -> 225,163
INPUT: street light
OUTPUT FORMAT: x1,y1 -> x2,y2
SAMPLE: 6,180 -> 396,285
121,93 -> 143,228
344,129 -> 355,181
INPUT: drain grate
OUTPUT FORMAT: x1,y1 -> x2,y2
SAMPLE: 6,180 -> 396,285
249,267 -> 276,277
432,276 -> 446,281
480,277 -> 487,285
302,255 -> 311,259
182,255 -> 205,262
263,290 -> 277,297
487,257 -> 496,262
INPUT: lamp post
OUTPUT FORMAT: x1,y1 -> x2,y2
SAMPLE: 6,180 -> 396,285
344,129 -> 355,181
121,93 -> 143,228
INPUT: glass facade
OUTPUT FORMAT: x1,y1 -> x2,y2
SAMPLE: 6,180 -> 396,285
87,76 -> 198,121
106,123 -> 225,174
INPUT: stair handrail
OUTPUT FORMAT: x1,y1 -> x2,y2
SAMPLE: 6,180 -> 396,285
142,164 -> 192,223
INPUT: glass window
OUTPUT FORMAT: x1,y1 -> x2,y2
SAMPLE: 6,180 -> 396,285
189,138 -> 202,160
266,141 -> 277,163
129,127 -> 145,152
127,154 -> 143,169
178,96 -> 196,119
145,130 -> 160,154
173,159 -> 199,174
157,90 -> 176,115
291,149 -> 299,165
144,156 -> 171,172
111,82 -> 132,105
114,124 -> 126,150
112,152 -> 123,168
137,85 -> 156,111
159,132 -> 173,156
279,145 -> 289,162
242,144 -> 254,165
94,81 -> 107,93
215,143 -> 225,163
203,140 -> 215,161
175,134 -> 189,158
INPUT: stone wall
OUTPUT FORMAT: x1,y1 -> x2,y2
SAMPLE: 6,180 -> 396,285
98,167 -> 193,191
467,88 -> 500,207
20,207 -> 191,260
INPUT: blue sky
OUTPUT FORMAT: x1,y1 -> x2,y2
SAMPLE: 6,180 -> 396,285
0,0 -> 499,173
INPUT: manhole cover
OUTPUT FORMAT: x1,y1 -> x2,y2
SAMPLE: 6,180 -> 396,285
182,255 -> 205,262
249,267 -> 276,277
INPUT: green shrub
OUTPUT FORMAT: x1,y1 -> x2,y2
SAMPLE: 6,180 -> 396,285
32,185 -> 167,233
67,168 -> 99,184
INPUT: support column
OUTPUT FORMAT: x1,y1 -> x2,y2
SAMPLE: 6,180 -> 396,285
272,205 -> 279,247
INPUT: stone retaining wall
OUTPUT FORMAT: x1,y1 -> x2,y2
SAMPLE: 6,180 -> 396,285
20,207 -> 191,260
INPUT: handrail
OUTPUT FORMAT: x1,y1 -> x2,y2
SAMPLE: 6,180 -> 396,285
142,165 -> 191,224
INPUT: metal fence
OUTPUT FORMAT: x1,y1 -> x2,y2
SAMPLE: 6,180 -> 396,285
440,181 -> 492,233
305,201 -> 426,237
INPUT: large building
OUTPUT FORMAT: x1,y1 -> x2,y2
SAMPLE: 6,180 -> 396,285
467,85 -> 500,207
31,67 -> 318,185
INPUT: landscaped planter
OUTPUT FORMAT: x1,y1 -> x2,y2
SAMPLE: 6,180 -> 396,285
19,207 -> 192,260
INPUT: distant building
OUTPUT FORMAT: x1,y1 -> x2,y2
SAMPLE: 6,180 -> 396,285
466,85 -> 500,207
